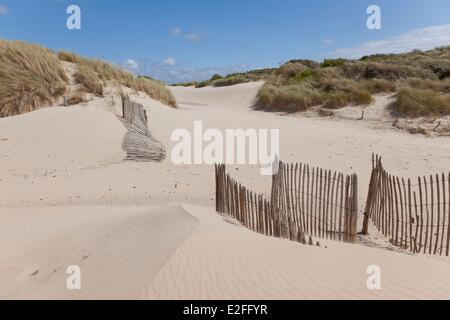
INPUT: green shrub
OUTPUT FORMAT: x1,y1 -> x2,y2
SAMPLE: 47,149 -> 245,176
321,58 -> 347,68
210,74 -> 223,81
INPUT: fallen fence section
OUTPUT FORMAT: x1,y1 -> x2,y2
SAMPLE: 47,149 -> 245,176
121,98 -> 166,162
364,154 -> 450,256
215,162 -> 358,245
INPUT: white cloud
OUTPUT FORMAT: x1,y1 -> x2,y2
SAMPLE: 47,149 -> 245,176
185,32 -> 201,42
328,24 -> 450,59
162,57 -> 176,66
124,59 -> 139,70
323,39 -> 335,45
171,27 -> 181,37
0,5 -> 9,16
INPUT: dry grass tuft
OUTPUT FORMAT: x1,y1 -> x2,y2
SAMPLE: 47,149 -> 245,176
75,64 -> 103,96
59,50 -> 176,107
132,77 -> 177,108
0,40 -> 68,117
392,87 -> 450,117
256,84 -> 324,112
67,91 -> 88,105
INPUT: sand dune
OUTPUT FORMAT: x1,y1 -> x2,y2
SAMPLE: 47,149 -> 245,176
145,205 -> 450,300
1,82 -> 450,299
0,204 -> 198,299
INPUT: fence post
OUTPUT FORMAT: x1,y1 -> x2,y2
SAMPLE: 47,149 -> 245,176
362,157 -> 378,234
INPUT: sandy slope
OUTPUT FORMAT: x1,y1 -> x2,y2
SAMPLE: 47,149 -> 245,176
1,82 -> 450,299
0,204 -> 198,299
146,205 -> 450,300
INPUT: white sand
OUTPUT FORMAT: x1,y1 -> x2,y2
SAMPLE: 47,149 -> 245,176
1,82 -> 450,299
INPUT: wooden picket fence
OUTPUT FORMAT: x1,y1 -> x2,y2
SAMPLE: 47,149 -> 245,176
215,164 -> 292,241
363,155 -> 450,256
272,162 -> 359,242
121,97 -> 166,162
215,162 -> 359,244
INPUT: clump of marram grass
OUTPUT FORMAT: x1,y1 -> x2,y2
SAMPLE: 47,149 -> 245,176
75,64 -> 103,96
404,78 -> 450,93
211,75 -> 251,87
361,79 -> 397,94
57,50 -> 81,64
67,91 -> 88,105
256,84 -> 324,112
323,88 -> 373,109
392,87 -> 450,117
58,50 -> 176,107
132,77 -> 177,108
0,40 -> 68,117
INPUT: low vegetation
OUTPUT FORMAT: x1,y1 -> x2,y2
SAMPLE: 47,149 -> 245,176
177,47 -> 450,118
392,87 -> 450,117
173,68 -> 277,88
0,41 -> 177,117
58,50 -> 176,108
256,47 -> 450,117
0,40 -> 68,117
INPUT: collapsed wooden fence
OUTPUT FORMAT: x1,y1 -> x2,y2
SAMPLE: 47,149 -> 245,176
121,98 -> 166,162
363,155 -> 450,256
215,162 -> 359,244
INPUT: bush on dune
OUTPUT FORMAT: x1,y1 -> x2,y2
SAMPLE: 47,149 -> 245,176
0,40 -> 68,117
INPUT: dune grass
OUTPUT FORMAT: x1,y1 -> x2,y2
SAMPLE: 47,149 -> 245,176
173,68 -> 278,88
0,43 -> 177,118
132,77 -> 177,107
0,40 -> 68,117
58,50 -> 176,107
253,47 -> 450,116
75,64 -> 104,96
392,87 -> 450,117
256,84 -> 324,112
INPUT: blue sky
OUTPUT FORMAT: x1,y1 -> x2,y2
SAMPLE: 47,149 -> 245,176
1,0 -> 450,83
